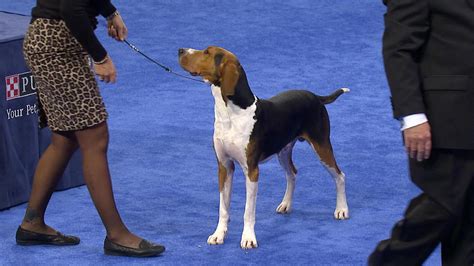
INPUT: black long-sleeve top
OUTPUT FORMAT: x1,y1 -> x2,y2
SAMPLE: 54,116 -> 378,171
31,0 -> 116,62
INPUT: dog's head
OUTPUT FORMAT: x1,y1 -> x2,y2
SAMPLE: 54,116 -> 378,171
178,46 -> 242,101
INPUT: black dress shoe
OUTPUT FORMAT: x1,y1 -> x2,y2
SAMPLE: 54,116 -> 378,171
16,226 -> 80,246
104,237 -> 165,257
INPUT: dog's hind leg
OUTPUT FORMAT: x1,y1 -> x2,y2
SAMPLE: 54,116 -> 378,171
276,140 -> 297,214
208,159 -> 235,245
305,134 -> 349,220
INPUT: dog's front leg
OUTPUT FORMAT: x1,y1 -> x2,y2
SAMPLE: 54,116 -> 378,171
208,159 -> 235,245
241,165 -> 259,249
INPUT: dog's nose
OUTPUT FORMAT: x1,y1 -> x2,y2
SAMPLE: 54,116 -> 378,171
178,48 -> 185,56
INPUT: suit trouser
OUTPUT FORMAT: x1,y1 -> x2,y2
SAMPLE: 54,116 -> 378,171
368,149 -> 474,266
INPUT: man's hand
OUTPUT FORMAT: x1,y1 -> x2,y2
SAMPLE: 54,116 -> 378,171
403,122 -> 432,161
94,56 -> 117,83
107,13 -> 128,41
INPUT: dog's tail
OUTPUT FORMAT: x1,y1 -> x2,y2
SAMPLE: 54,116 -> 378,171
317,88 -> 350,104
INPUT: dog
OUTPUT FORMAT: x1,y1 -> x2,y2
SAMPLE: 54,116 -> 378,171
178,46 -> 349,249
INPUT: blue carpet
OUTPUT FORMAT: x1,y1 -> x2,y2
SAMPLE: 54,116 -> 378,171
0,0 -> 441,265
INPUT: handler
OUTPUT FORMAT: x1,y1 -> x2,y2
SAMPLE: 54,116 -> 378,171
17,0 -> 165,257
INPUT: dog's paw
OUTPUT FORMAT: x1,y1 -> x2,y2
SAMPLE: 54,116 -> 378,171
334,207 -> 349,220
276,201 -> 292,214
207,230 -> 226,245
240,231 -> 258,249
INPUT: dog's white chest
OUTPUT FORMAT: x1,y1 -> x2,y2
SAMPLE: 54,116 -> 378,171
211,85 -> 257,164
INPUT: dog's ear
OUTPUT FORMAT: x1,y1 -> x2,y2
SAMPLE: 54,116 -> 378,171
214,53 -> 224,71
219,61 -> 240,103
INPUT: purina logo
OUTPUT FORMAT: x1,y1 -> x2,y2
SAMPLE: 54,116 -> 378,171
5,72 -> 36,100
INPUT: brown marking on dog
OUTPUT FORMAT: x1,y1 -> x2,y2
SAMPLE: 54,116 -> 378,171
302,133 -> 342,174
218,160 -> 235,192
247,166 -> 259,182
245,140 -> 261,182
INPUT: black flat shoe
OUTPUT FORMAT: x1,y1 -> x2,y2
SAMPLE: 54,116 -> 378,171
16,226 -> 80,246
104,237 -> 165,257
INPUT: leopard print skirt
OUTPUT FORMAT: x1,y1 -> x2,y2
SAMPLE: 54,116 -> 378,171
23,18 -> 108,131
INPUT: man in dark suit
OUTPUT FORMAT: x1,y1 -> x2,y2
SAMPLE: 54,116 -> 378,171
369,0 -> 474,265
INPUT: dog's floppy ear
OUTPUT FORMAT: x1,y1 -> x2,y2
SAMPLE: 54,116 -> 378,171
219,60 -> 240,103
214,53 -> 224,71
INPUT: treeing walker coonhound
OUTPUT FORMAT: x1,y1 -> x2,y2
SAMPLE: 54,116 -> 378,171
178,46 -> 349,249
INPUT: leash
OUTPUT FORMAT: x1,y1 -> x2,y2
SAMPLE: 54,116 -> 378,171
123,40 -> 205,84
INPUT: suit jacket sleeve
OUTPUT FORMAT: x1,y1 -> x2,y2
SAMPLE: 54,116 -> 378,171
382,0 -> 430,119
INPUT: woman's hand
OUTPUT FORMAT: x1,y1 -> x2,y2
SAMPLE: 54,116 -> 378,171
94,55 -> 117,83
107,12 -> 128,41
